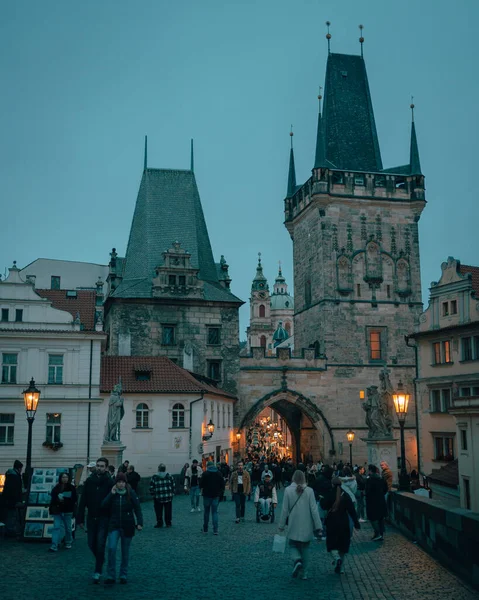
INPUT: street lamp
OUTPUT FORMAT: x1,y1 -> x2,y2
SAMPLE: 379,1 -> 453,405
392,380 -> 410,491
346,429 -> 355,466
202,419 -> 215,441
23,378 -> 41,487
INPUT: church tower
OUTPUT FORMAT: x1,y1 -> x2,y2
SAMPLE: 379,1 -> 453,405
285,44 -> 425,366
246,254 -> 273,353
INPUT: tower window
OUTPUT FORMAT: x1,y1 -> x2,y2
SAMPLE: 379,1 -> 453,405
168,275 -> 176,286
369,331 -> 381,360
260,335 -> 266,348
179,275 -> 186,286
207,360 -> 221,381
305,281 -> 312,307
259,304 -> 265,318
207,327 -> 221,345
162,325 -> 176,345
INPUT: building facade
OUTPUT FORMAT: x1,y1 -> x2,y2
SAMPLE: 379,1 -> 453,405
411,257 -> 479,511
0,263 -> 106,473
246,256 -> 294,355
237,47 -> 425,471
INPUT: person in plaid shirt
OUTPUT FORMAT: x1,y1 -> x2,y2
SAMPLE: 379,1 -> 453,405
149,464 -> 175,528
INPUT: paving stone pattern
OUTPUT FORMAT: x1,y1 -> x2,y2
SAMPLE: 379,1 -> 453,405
1,491 -> 476,600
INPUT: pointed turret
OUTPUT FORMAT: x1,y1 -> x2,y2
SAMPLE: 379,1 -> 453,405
252,253 -> 269,292
144,135 -> 148,171
190,138 -> 194,172
314,91 -> 327,169
286,129 -> 297,197
409,103 -> 422,176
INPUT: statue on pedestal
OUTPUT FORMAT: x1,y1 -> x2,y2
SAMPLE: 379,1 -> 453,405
104,382 -> 125,443
362,375 -> 393,439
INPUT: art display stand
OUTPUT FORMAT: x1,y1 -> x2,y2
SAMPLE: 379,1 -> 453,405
101,441 -> 126,469
361,437 -> 399,484
24,466 -> 76,541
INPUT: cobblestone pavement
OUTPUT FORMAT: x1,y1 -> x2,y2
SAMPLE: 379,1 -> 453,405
1,491 -> 477,600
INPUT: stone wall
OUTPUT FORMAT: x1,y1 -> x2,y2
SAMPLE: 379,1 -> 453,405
106,300 -> 240,395
388,491 -> 479,590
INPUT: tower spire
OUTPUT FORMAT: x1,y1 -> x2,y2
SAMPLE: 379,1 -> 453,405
314,87 -> 326,169
287,126 -> 297,197
359,24 -> 364,58
326,21 -> 331,54
144,135 -> 148,171
190,138 -> 194,172
409,99 -> 422,175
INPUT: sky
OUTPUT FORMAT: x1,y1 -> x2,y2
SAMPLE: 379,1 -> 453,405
1,0 -> 478,337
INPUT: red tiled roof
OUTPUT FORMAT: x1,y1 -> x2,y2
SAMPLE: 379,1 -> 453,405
459,264 -> 479,296
100,356 -> 236,398
0,328 -> 104,335
36,289 -> 97,330
427,459 -> 459,488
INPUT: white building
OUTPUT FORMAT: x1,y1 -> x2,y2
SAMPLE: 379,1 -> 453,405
0,263 -> 106,474
100,356 -> 236,476
20,258 -> 109,292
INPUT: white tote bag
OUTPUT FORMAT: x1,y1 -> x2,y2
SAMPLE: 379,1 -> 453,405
272,533 -> 287,554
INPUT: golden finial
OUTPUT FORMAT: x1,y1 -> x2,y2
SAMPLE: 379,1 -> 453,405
359,24 -> 364,57
326,21 -> 331,53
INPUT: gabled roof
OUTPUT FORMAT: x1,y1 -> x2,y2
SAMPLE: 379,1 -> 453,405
459,264 -> 479,296
100,355 -> 236,398
35,289 -> 97,330
321,53 -> 382,172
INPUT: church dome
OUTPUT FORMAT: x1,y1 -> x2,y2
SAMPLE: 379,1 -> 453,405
273,322 -> 289,346
270,293 -> 294,311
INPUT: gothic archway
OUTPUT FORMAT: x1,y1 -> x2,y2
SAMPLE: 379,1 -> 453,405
238,389 -> 335,463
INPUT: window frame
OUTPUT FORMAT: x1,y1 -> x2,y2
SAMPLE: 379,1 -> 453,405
51,276 -> 61,290
171,403 -> 185,429
0,413 -> 15,445
460,429 -> 468,452
461,337 -> 473,361
433,434 -> 455,462
135,403 -> 150,429
207,326 -> 221,346
1,353 -> 18,384
1,308 -> 8,322
162,324 -> 176,346
46,413 -> 62,444
168,274 -> 176,286
207,360 -> 222,382
367,327 -> 387,362
15,309 -> 23,323
48,354 -> 64,385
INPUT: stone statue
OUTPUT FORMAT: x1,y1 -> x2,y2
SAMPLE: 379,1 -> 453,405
362,385 -> 392,439
378,368 -> 394,437
104,383 -> 125,442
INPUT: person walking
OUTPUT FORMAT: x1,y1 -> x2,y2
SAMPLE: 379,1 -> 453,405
149,464 -> 175,528
229,461 -> 251,523
312,464 -> 333,541
126,465 -> 141,493
117,460 -> 129,474
365,464 -> 388,541
49,471 -> 77,552
321,477 -> 360,574
2,460 -> 24,538
199,461 -> 225,534
102,472 -> 143,585
278,470 -> 322,580
184,460 -> 202,512
354,466 -> 367,522
76,457 -> 113,583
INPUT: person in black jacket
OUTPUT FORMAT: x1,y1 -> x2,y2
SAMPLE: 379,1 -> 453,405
49,471 -> 77,552
76,457 -> 112,583
2,460 -> 23,537
312,465 -> 333,540
365,464 -> 388,541
126,465 -> 141,492
199,461 -> 225,534
102,472 -> 143,585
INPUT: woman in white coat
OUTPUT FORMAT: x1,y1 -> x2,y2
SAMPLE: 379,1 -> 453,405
278,470 -> 322,580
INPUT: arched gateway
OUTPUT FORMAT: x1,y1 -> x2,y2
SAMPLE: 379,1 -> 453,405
238,388 -> 335,463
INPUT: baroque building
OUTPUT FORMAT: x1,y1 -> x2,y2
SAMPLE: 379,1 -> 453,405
238,43 -> 425,473
104,143 -> 244,396
246,256 -> 294,355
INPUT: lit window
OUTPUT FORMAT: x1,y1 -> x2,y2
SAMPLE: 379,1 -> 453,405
135,403 -> 149,428
48,355 -> 63,385
46,413 -> 61,443
443,341 -> 451,363
172,403 -> 185,428
432,342 -> 441,365
1,353 -> 17,384
0,414 -> 15,445
369,331 -> 381,360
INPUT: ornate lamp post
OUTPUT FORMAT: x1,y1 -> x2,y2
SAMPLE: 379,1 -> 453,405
23,378 -> 41,487
346,429 -> 355,466
392,380 -> 410,491
202,419 -> 215,441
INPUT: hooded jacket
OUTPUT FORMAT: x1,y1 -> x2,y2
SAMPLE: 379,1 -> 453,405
339,476 -> 358,505
199,465 -> 225,498
3,468 -> 23,508
102,486 -> 143,537
149,471 -> 175,502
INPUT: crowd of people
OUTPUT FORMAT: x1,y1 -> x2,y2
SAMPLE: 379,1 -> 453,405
1,454 -> 394,584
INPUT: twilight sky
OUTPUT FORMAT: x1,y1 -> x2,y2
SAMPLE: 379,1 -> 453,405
1,0 -> 478,337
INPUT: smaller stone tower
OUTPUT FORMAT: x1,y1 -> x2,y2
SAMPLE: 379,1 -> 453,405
270,264 -> 294,342
247,254 -> 273,353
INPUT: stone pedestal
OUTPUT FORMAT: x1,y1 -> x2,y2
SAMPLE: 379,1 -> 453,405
361,437 -> 399,484
101,441 -> 126,469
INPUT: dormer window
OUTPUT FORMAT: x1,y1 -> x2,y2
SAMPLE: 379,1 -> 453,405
135,368 -> 151,381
